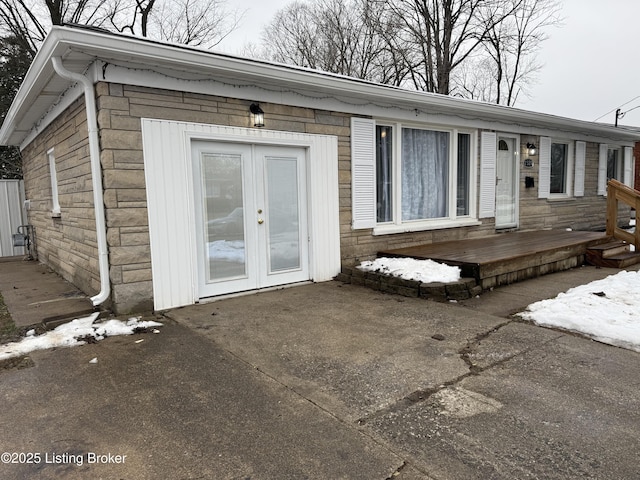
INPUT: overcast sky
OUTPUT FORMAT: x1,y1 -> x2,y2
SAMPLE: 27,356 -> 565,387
217,0 -> 640,127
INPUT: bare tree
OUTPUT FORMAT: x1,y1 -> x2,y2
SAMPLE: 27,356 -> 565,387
106,0 -> 241,48
264,0 -> 560,106
477,0 -> 561,105
149,0 -> 240,48
0,0 -> 242,54
0,0 -> 111,55
388,0 -> 533,95
262,0 -> 410,85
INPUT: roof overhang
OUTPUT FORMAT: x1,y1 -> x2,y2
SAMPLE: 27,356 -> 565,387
3,25 -> 640,147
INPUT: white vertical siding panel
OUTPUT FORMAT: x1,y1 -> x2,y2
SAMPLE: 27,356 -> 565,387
142,119 -> 194,311
574,141 -> 586,197
479,131 -> 496,218
310,135 -> 340,281
0,180 -> 25,257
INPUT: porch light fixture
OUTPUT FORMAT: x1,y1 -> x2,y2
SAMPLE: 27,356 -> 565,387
250,103 -> 264,127
526,142 -> 537,156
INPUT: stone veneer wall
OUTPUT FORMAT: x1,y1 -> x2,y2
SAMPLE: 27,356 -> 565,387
20,96 -> 101,295
518,134 -> 627,231
20,81 -> 626,313
95,82 -> 356,312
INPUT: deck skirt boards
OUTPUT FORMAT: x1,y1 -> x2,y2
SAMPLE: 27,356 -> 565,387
377,230 -> 611,290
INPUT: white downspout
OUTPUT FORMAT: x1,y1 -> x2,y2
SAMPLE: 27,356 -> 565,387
51,57 -> 110,307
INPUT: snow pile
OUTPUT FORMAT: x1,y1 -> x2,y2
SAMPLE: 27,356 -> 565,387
519,270 -> 640,352
0,313 -> 163,361
358,257 -> 461,283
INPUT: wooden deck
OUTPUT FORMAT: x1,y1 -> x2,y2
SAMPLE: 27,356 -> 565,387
379,230 -> 610,289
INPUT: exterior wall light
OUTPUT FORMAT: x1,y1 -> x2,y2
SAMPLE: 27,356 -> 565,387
250,103 -> 264,127
526,142 -> 537,156
524,142 -> 537,168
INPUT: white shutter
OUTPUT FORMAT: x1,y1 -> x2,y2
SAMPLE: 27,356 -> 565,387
538,136 -> 551,199
351,117 -> 376,229
623,146 -> 633,187
479,131 -> 496,218
598,144 -> 608,195
574,141 -> 586,197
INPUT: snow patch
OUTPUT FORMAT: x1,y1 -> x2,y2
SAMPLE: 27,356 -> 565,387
519,270 -> 640,352
358,257 -> 461,284
0,313 -> 163,361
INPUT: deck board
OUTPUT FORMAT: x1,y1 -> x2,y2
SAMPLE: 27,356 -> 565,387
378,230 -> 610,285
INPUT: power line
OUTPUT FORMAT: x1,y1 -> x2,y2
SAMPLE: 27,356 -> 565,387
594,95 -> 640,122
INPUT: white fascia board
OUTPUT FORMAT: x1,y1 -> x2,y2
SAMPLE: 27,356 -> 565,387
3,26 -> 640,147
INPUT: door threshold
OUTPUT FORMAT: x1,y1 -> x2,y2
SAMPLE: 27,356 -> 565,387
196,281 -> 313,304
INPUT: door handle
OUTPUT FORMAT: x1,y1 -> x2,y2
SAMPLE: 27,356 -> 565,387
258,218 -> 264,224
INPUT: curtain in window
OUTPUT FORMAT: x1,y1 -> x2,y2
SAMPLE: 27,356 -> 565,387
401,128 -> 449,220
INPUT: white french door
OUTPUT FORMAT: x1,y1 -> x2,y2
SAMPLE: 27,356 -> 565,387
495,136 -> 519,229
192,141 -> 309,298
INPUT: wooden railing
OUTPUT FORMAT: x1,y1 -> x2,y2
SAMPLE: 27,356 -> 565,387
606,179 -> 640,250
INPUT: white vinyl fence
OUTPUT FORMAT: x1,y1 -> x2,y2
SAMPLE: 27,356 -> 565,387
0,180 -> 26,257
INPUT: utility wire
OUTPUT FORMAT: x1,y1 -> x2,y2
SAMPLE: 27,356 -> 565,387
594,95 -> 640,122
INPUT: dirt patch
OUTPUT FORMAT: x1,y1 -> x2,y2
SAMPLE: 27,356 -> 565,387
0,291 -> 36,372
0,355 -> 34,371
0,291 -> 20,344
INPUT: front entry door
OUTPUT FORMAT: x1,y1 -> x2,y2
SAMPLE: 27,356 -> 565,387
495,136 -> 518,228
192,141 -> 309,298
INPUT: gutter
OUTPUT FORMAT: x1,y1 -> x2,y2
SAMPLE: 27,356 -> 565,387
51,56 -> 110,307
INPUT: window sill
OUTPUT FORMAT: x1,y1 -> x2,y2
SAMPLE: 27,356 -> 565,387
373,218 -> 482,236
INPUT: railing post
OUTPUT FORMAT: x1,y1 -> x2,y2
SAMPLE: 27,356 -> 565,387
606,179 -> 640,251
606,180 -> 617,237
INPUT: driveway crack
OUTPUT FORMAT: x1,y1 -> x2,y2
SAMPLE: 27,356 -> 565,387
358,319 -> 527,426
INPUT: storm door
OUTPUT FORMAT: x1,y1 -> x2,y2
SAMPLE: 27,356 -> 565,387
495,136 -> 519,228
192,141 -> 309,298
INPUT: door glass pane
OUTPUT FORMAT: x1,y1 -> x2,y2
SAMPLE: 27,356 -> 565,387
496,138 -> 516,225
201,153 -> 246,282
266,157 -> 300,272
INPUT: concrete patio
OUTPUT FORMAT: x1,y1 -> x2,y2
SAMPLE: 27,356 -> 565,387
1,258 -> 640,479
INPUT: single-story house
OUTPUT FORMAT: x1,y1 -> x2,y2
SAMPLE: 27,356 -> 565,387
1,25 -> 638,313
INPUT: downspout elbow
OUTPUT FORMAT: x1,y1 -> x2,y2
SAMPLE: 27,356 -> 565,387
51,57 -> 110,307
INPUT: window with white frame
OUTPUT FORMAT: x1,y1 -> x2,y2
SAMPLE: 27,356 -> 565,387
597,144 -> 633,195
607,146 -> 622,181
47,148 -> 61,217
373,123 -> 474,229
549,141 -> 573,195
538,137 -> 581,199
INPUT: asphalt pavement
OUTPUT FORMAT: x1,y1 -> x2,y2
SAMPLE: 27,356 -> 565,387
1,257 -> 640,479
